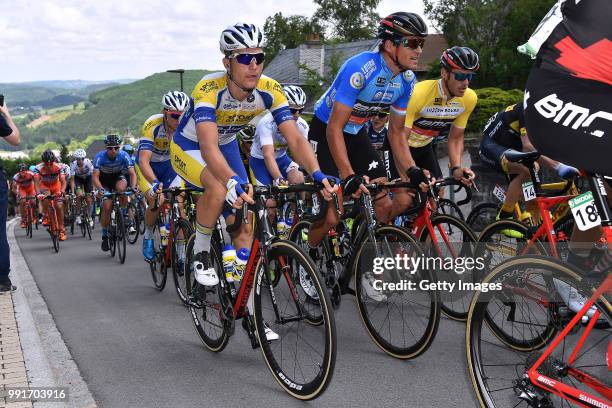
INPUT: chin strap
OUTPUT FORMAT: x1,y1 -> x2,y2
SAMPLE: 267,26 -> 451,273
388,45 -> 411,73
441,77 -> 458,99
227,68 -> 256,94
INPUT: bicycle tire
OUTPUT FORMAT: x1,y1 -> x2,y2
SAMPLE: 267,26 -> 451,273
116,207 -> 127,264
466,256 -> 611,408
418,214 -> 477,321
25,208 -> 33,238
287,219 -> 323,312
149,223 -> 167,291
171,218 -> 193,304
185,234 -> 231,352
466,202 -> 500,234
109,210 -> 117,257
353,225 -> 439,359
49,206 -> 59,253
137,198 -> 146,235
253,239 -> 336,400
438,198 -> 465,220
126,202 -> 139,245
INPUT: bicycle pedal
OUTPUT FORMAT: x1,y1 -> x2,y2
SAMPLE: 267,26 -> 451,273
241,317 -> 260,349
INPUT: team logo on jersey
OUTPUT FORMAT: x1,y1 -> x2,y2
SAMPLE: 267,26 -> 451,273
247,94 -> 255,103
350,72 -> 365,89
199,81 -> 219,93
402,70 -> 415,82
361,59 -> 376,79
376,77 -> 386,87
434,98 -> 443,105
389,82 -> 401,89
373,91 -> 384,101
368,160 -> 379,171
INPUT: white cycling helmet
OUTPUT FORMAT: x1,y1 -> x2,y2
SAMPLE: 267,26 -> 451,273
283,85 -> 307,108
220,23 -> 266,55
162,91 -> 189,112
73,149 -> 87,159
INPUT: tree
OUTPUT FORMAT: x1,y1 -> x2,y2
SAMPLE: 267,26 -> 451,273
264,13 -> 324,64
60,144 -> 70,163
313,0 -> 381,41
424,0 -> 556,88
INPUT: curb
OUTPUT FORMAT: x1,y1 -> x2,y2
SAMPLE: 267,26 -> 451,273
6,218 -> 97,408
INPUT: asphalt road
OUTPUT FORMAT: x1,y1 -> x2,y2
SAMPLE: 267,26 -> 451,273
16,224 -> 478,408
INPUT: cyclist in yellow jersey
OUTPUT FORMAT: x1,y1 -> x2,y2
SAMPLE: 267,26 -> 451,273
170,23 -> 336,290
384,46 -> 478,191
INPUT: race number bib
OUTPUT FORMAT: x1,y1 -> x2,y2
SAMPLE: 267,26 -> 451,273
522,182 -> 536,201
569,191 -> 601,231
493,184 -> 507,202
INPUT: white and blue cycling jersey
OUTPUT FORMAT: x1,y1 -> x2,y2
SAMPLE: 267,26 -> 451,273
314,50 -> 416,135
93,150 -> 133,175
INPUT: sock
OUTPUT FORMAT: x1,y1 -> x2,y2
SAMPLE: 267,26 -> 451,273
194,223 -> 213,253
499,203 -> 514,218
144,225 -> 154,240
102,228 -> 108,238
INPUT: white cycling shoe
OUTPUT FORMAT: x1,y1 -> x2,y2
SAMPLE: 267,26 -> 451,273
361,274 -> 387,302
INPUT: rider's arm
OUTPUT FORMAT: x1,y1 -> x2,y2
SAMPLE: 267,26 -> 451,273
137,150 -> 157,184
387,111 -> 415,180
278,121 -> 321,176
60,172 -> 67,193
197,122 -> 238,183
447,125 -> 465,169
128,167 -> 137,189
92,169 -> 102,190
34,174 -> 41,195
523,133 -> 558,169
262,145 -> 282,181
326,101 -> 354,179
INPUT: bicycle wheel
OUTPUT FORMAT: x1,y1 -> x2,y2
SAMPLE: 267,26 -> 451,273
126,202 -> 139,244
109,210 -> 117,257
80,211 -> 87,237
185,235 -> 230,352
466,256 -> 611,408
253,239 -> 336,400
25,207 -> 33,238
171,218 -> 193,304
288,220 -> 322,306
149,223 -> 167,291
137,198 -> 146,235
466,202 -> 500,234
116,208 -> 127,264
353,225 -> 440,359
49,206 -> 59,253
419,214 -> 478,321
438,198 -> 465,220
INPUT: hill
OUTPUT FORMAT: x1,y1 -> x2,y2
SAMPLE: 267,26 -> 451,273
19,70 -> 212,149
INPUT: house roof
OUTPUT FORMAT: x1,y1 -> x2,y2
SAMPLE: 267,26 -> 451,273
264,34 -> 448,86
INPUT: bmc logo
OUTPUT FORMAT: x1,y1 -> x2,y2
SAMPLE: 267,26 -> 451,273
534,93 -> 612,138
537,375 -> 556,387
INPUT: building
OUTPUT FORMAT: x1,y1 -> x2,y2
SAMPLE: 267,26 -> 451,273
264,34 -> 449,111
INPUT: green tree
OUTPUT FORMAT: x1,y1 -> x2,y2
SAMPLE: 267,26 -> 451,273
313,0 -> 381,41
423,0 -> 556,88
59,144 -> 70,163
264,13 -> 324,63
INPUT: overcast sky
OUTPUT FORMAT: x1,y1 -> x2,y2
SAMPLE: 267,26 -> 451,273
0,0 -> 430,83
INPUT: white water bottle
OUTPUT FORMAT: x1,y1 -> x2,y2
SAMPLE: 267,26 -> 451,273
160,223 -> 169,246
222,245 -> 237,296
235,248 -> 250,282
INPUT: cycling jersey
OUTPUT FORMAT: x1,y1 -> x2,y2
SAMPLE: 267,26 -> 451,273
314,50 -> 415,135
536,0 -> 611,86
70,158 -> 94,179
93,150 -> 133,175
59,163 -> 71,183
175,71 -> 293,147
137,114 -> 170,163
13,171 -> 35,188
483,103 -> 526,150
251,113 -> 308,160
35,162 -> 65,185
405,79 -> 477,148
365,122 -> 388,146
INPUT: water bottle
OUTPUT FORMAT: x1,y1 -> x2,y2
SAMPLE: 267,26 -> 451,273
277,216 -> 287,238
160,223 -> 169,247
222,245 -> 237,296
235,248 -> 250,282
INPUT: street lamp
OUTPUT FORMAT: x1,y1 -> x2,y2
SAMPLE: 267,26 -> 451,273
166,69 -> 185,92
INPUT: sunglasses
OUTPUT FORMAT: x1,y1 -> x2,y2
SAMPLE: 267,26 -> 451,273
376,111 -> 389,119
231,52 -> 265,66
452,72 -> 476,82
107,146 -> 120,151
399,38 -> 425,50
290,108 -> 304,114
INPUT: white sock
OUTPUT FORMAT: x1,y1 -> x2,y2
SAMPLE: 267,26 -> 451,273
144,225 -> 154,239
194,223 -> 213,254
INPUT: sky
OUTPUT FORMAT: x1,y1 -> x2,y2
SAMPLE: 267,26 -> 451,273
0,0 -> 430,83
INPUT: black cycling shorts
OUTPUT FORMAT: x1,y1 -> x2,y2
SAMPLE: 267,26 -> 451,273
382,139 -> 443,180
525,66 -> 612,176
74,175 -> 93,193
99,172 -> 127,191
308,116 -> 386,180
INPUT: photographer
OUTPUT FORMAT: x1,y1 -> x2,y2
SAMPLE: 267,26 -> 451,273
0,95 -> 21,292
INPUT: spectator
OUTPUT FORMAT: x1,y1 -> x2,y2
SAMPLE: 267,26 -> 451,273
365,108 -> 389,152
0,97 -> 21,292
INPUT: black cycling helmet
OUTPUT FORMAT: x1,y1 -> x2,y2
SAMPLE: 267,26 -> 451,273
17,163 -> 27,172
378,12 -> 428,41
42,149 -> 55,163
440,46 -> 480,71
238,124 -> 256,143
104,134 -> 123,147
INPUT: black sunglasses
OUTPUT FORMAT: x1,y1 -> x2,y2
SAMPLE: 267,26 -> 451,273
107,146 -> 120,151
232,52 -> 265,66
376,111 -> 389,118
452,72 -> 476,82
399,38 -> 425,50
290,108 -> 304,114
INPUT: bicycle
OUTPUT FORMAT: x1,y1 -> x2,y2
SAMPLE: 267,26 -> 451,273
64,192 -> 77,236
103,190 -> 133,264
184,182 -> 336,400
148,187 -> 194,296
466,171 -> 611,408
77,192 -> 94,240
21,195 -> 38,238
289,180 -> 441,359
41,194 -> 62,253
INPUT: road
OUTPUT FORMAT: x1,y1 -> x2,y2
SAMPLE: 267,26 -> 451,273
16,224 -> 477,408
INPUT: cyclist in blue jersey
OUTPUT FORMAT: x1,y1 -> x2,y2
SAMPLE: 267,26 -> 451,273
93,134 -> 137,252
308,13 -> 430,299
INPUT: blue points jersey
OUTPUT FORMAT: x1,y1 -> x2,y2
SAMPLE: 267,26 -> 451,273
314,50 -> 416,135
93,150 -> 133,175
